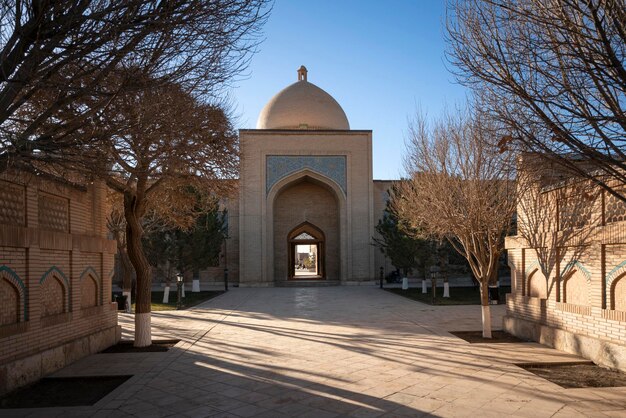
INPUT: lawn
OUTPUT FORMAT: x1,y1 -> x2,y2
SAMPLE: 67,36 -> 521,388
129,290 -> 224,311
386,285 -> 510,305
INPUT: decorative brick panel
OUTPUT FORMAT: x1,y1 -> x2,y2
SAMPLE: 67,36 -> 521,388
605,186 -> 626,224
558,195 -> 593,230
555,301 -> 591,316
0,180 -> 25,226
601,309 -> 626,322
38,192 -> 69,232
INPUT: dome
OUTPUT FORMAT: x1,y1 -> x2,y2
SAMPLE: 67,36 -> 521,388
256,66 -> 350,130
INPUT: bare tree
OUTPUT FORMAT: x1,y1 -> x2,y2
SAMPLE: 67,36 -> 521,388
447,0 -> 626,202
0,0 -> 269,172
76,81 -> 238,346
392,109 -> 516,337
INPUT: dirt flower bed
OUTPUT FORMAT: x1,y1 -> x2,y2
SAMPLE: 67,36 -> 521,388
519,362 -> 626,388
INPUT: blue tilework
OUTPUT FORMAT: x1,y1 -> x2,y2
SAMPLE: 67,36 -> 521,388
266,155 -> 346,195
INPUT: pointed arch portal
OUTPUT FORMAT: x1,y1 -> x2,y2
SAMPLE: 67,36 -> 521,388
288,222 -> 325,280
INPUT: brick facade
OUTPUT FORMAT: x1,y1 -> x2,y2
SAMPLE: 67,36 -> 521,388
0,173 -> 119,394
505,162 -> 626,371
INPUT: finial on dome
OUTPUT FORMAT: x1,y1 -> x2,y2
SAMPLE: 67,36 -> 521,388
297,65 -> 308,81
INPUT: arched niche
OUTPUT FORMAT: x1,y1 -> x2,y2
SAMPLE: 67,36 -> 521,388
267,169 -> 347,283
527,268 -> 547,299
611,273 -> 626,311
563,269 -> 589,306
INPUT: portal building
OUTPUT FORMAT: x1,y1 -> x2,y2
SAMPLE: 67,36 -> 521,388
221,66 -> 394,286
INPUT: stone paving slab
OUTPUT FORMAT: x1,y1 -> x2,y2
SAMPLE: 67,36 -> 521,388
3,287 -> 625,417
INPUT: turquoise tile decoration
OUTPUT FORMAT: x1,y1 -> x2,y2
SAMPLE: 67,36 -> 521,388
266,155 -> 347,195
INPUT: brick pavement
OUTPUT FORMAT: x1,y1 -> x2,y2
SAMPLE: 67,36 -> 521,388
3,287 -> 626,417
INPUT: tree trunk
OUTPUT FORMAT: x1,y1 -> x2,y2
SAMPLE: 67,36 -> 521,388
124,194 -> 152,347
480,282 -> 492,338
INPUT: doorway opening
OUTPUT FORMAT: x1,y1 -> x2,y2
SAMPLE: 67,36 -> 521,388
288,222 -> 325,280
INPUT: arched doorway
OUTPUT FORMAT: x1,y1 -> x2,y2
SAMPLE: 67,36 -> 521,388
288,222 -> 325,280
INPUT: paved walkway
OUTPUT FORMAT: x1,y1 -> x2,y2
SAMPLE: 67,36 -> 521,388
5,287 -> 626,417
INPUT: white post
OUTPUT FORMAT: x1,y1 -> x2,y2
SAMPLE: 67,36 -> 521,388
182,282 -> 186,298
135,312 -> 152,347
422,279 -> 427,294
402,277 -> 409,290
481,305 -> 492,338
192,279 -> 200,292
123,290 -> 132,313
163,285 -> 170,303
443,282 -> 450,298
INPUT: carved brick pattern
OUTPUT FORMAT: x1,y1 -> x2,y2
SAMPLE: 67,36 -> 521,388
40,277 -> 65,317
0,278 -> 19,325
0,180 -> 25,226
38,192 -> 69,232
602,309 -> 626,322
558,195 -> 592,230
555,301 -> 591,316
605,187 -> 626,224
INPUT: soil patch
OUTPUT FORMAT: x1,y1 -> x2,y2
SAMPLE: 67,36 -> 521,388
450,330 -> 530,343
101,339 -> 180,353
386,286 -> 510,305
0,375 -> 132,408
518,362 -> 626,388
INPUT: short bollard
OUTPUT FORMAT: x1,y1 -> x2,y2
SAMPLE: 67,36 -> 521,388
224,267 -> 229,291
402,277 -> 408,290
379,266 -> 384,289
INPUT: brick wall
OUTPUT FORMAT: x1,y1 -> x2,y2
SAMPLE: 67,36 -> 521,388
0,172 -> 118,393
505,164 -> 626,369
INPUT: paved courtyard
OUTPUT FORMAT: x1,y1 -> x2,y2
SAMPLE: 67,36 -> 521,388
5,287 -> 626,417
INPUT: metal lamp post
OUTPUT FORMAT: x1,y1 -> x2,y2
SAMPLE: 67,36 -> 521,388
176,273 -> 183,310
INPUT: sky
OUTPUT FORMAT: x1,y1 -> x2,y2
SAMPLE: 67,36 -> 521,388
230,0 -> 467,179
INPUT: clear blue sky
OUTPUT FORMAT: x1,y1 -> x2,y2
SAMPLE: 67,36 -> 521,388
231,0 -> 467,179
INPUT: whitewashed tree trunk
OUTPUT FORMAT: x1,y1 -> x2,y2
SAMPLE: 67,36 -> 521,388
481,305 -> 492,338
443,282 -> 450,297
422,279 -> 427,294
402,277 -> 408,290
123,290 -> 132,313
192,279 -> 200,292
182,283 -> 186,298
135,313 -> 152,347
163,286 -> 170,303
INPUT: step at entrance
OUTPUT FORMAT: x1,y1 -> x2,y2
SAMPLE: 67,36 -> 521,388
277,280 -> 341,287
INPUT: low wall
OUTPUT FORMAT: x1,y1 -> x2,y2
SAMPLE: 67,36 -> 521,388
0,321 -> 121,395
503,314 -> 626,372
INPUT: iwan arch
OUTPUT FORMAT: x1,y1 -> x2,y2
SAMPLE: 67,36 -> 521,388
227,66 -> 392,286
